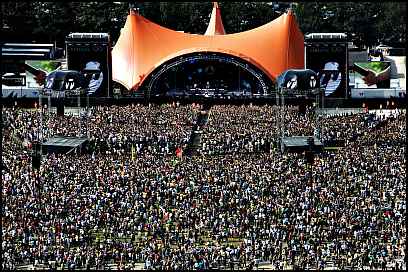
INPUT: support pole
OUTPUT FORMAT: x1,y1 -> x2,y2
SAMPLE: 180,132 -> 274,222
281,88 -> 285,139
321,88 -> 325,141
238,68 -> 241,94
47,94 -> 51,114
315,89 -> 320,140
278,88 -> 286,154
78,94 -> 81,137
87,94 -> 90,139
39,92 -> 43,155
46,93 -> 51,140
276,88 -> 280,151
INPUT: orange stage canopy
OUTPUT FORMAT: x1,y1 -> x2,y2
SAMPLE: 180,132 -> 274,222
112,8 -> 304,91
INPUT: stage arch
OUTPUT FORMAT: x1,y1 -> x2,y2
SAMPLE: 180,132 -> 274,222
141,52 -> 275,98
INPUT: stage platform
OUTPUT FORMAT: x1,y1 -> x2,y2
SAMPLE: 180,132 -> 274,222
41,136 -> 88,154
281,136 -> 324,153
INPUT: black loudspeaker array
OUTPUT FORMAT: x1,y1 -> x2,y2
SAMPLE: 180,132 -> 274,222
305,136 -> 315,164
299,104 -> 306,115
305,151 -> 314,165
32,154 -> 41,169
56,99 -> 64,116
31,141 -> 42,169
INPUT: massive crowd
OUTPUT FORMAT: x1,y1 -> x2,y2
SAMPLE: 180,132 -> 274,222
2,103 -> 197,156
199,105 -> 401,155
2,102 -> 406,270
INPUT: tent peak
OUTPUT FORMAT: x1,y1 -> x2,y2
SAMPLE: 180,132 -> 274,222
205,2 -> 226,35
130,8 -> 138,15
286,7 -> 297,17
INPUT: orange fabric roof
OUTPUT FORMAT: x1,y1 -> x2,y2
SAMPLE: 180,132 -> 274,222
205,2 -> 226,35
112,9 -> 304,91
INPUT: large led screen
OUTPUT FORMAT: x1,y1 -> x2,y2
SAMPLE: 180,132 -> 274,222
352,61 -> 391,89
306,43 -> 348,97
66,42 -> 111,97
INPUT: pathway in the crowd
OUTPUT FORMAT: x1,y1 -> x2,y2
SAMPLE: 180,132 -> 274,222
185,103 -> 212,156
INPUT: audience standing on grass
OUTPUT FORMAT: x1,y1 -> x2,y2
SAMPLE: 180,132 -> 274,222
2,103 -> 406,270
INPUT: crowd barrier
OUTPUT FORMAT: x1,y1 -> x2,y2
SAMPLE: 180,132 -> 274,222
2,93 -> 406,109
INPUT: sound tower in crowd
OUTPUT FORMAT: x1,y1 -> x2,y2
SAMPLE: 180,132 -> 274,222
305,33 -> 348,98
31,141 -> 42,169
65,33 -> 112,97
56,99 -> 64,116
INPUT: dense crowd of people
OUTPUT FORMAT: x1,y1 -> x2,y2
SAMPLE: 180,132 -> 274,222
2,102 -> 406,270
2,103 -> 197,156
200,105 -> 403,155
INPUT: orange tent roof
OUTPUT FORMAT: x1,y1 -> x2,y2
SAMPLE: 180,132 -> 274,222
112,9 -> 304,91
205,2 -> 226,35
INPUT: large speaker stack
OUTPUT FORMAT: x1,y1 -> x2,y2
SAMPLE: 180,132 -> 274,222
32,154 -> 41,169
305,136 -> 315,165
56,99 -> 64,116
31,141 -> 42,169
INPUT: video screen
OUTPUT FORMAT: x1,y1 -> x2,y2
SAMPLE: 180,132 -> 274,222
24,60 -> 62,87
305,43 -> 348,97
67,43 -> 111,97
352,61 -> 391,89
26,60 -> 61,73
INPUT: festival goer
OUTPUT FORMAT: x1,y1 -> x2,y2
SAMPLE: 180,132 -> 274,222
2,104 -> 406,270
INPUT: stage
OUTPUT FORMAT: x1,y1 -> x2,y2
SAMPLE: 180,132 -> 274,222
281,136 -> 324,153
41,136 -> 89,154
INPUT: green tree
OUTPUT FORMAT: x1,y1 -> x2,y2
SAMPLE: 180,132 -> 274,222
1,2 -> 406,48
376,2 -> 406,46
295,2 -> 406,47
